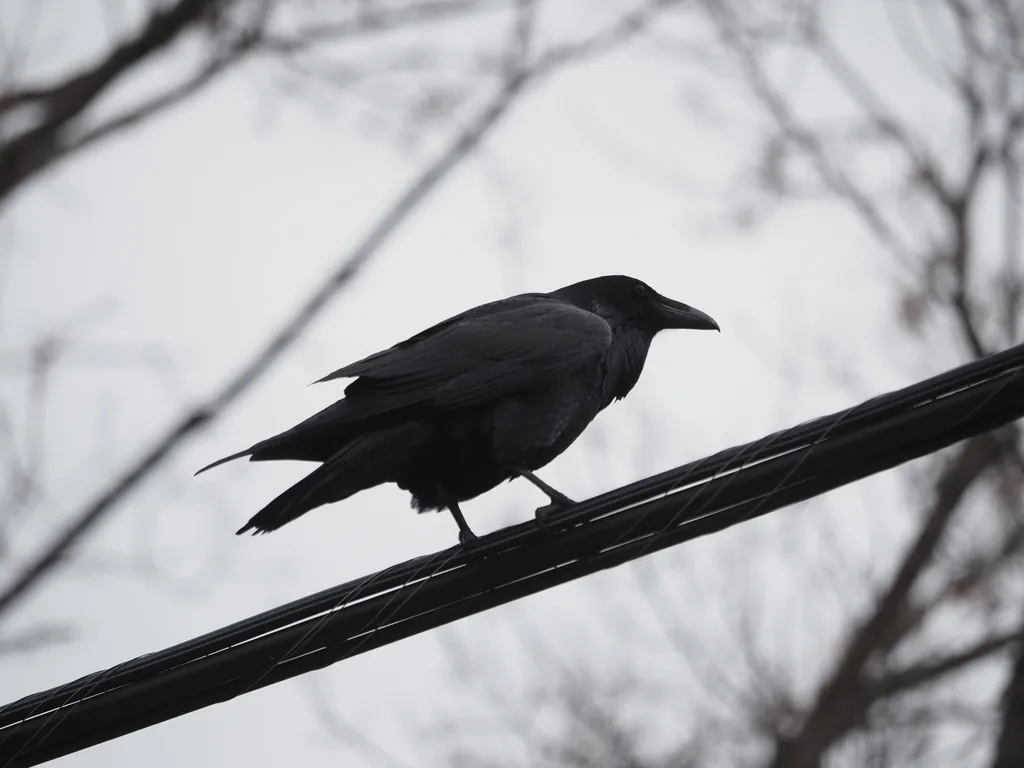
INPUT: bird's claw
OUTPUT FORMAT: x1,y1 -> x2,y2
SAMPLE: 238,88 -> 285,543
535,504 -> 557,534
535,495 -> 576,534
458,529 -> 480,550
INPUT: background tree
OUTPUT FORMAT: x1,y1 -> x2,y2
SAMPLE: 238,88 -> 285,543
0,0 -> 526,208
6,0 -> 1021,766
0,0 -> 667,641
435,1 -> 1024,766
5,1 -> 730,765
0,0 -> 522,638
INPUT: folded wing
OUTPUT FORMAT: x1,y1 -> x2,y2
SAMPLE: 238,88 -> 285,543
196,295 -> 612,472
326,295 -> 613,411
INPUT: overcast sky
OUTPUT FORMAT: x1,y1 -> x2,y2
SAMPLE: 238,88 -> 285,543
0,1 -> 975,765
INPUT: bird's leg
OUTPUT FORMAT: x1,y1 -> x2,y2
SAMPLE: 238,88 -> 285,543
450,504 -> 479,549
515,469 -> 576,531
437,484 -> 479,549
518,469 -> 576,506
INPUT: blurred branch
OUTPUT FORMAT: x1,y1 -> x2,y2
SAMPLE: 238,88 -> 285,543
0,67 -> 523,622
701,0 -> 918,272
0,622 -> 72,657
259,0 -> 511,52
0,331 -> 67,556
1002,145 -> 1022,344
769,432 -> 1009,767
425,1 -> 1024,764
992,629 -> 1024,768
702,0 -> 1024,359
0,0 -> 518,210
815,20 -> 993,359
0,307 -> 180,558
0,0 -> 228,206
304,677 -> 417,768
0,0 -> 675,623
815,32 -> 954,211
64,43 -> 243,157
695,1 -> 1024,760
869,628 -> 1023,701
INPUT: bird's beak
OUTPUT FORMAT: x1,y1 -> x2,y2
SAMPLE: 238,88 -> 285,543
654,295 -> 720,332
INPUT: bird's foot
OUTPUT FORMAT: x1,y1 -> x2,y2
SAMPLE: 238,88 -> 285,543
458,529 -> 481,550
534,495 -> 577,534
548,490 -> 577,508
535,505 -> 558,534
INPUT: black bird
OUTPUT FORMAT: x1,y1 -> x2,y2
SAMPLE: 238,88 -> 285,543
196,275 -> 719,546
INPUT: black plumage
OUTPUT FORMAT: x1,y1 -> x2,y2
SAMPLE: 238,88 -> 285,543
196,275 -> 719,545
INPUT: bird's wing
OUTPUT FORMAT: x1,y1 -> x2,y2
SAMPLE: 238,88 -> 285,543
193,297 -> 611,474
318,296 -> 613,411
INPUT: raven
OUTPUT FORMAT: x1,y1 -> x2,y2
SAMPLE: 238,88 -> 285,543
196,275 -> 719,546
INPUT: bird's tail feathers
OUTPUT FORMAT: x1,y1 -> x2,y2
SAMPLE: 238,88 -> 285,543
235,425 -> 422,535
202,399 -> 363,474
236,454 -> 362,535
195,448 -> 253,476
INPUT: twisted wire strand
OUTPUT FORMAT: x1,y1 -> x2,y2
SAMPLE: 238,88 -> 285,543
1,343 -> 1022,767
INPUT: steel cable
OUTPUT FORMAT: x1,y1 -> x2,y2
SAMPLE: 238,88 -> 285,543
2,343 -> 1023,766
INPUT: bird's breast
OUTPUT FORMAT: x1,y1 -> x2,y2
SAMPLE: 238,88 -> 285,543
488,369 -> 606,469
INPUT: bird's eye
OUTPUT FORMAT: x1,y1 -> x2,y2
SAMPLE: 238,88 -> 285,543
633,284 -> 647,297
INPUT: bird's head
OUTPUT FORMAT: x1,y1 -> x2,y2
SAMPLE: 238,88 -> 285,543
553,275 -> 719,335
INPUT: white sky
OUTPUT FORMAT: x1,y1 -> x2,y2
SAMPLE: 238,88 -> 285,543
0,1 -> 996,766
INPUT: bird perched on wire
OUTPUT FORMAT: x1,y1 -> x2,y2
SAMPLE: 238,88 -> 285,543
196,275 -> 719,547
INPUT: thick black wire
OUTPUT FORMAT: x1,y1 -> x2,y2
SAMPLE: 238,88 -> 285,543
1,343 -> 1023,767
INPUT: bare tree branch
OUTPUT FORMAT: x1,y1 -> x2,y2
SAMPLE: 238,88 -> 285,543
0,0 -> 522,210
0,0 -> 677,626
992,631 -> 1024,768
769,434 -> 1010,766
65,39 -> 245,156
700,0 -> 920,274
432,1 -> 1024,764
259,0 -> 512,53
0,0 -> 226,205
0,70 -> 525,621
0,621 -> 72,657
869,628 -> 1023,702
304,676 -> 418,768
